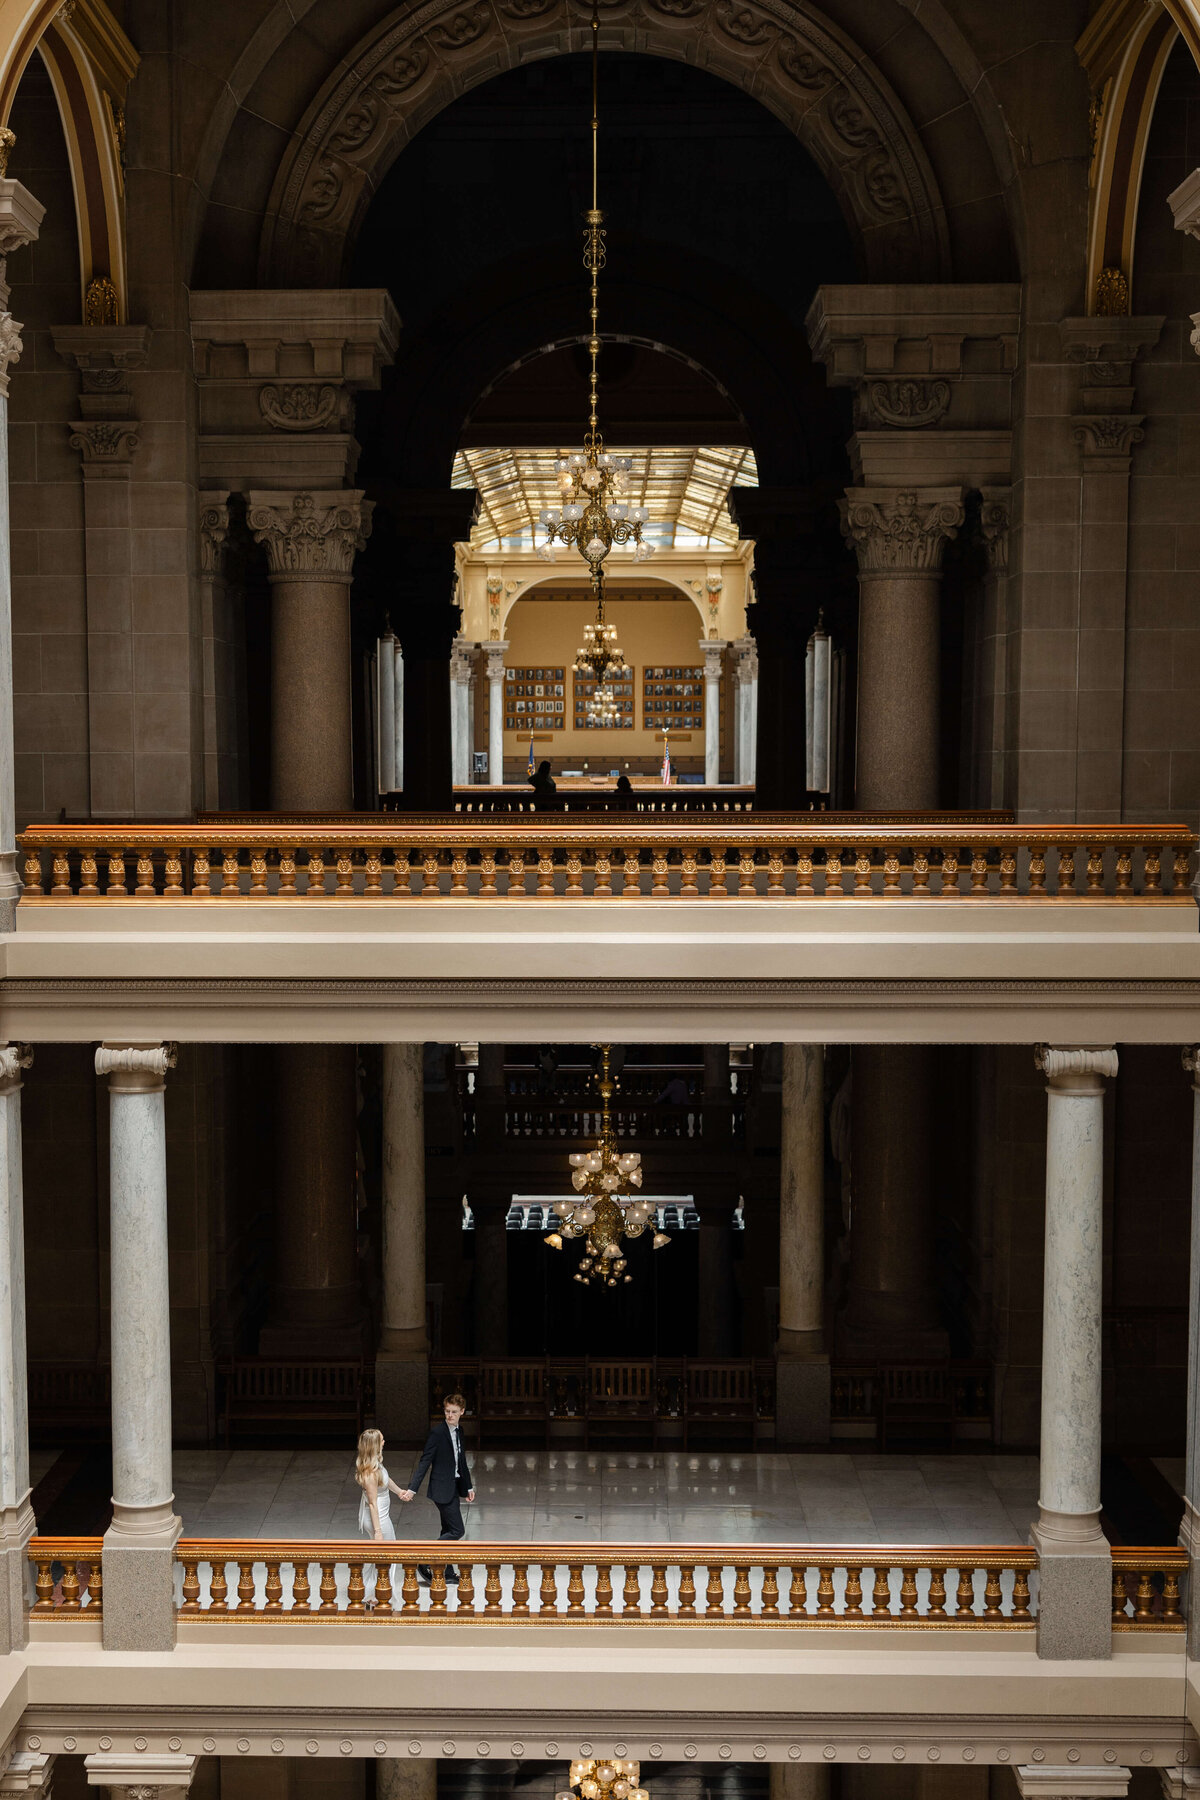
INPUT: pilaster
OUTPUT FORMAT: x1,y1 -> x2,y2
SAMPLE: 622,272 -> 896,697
197,495 -> 231,810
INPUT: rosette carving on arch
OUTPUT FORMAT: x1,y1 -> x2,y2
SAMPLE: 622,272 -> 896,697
259,0 -> 949,284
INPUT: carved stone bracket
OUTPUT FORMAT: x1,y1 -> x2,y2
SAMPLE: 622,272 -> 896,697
1072,413 -> 1145,468
247,490 -> 372,581
859,377 -> 951,429
0,178 -> 44,305
258,382 -> 342,431
839,486 -> 965,574
198,495 -> 231,576
67,420 -> 141,474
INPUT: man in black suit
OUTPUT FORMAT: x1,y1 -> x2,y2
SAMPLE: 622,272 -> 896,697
400,1392 -> 474,1584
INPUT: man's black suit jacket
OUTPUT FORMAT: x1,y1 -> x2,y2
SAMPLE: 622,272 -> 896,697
408,1420 -> 473,1505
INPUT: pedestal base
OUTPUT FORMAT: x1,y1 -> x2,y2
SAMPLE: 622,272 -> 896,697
102,1503 -> 181,1651
375,1352 -> 430,1443
1030,1520 -> 1112,1661
0,1494 -> 34,1652
775,1356 -> 831,1446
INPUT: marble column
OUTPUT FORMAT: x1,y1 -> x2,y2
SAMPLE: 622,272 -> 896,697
771,1767 -> 830,1800
0,1045 -> 31,1653
0,180 -> 43,916
777,1044 -> 830,1444
259,1044 -> 361,1356
388,489 -> 480,811
840,487 -> 964,809
376,1043 -> 429,1438
701,640 -> 726,786
377,629 -> 397,795
247,489 -> 372,811
1181,1046 -> 1200,1657
473,1202 -> 508,1355
1031,1043 -> 1118,1661
96,1042 -> 180,1652
844,1045 -> 943,1350
731,638 -> 758,786
378,1762 -> 436,1800
450,640 -> 474,786
485,641 -> 508,785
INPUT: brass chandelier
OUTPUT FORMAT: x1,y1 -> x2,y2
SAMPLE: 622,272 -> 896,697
557,1761 -> 649,1800
585,679 -> 620,728
545,1046 -> 669,1287
538,1 -> 655,683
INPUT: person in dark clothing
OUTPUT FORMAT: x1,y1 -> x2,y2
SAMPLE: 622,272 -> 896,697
614,774 -> 634,800
529,759 -> 557,798
400,1393 -> 474,1584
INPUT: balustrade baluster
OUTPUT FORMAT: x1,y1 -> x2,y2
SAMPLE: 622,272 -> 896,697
760,1565 -> 779,1615
738,850 -> 756,896
86,1561 -> 102,1611
1055,845 -> 1077,897
898,1566 -> 919,1617
594,851 -> 613,898
236,1559 -> 256,1611
51,850 -> 71,896
998,848 -> 1017,894
1164,1570 -> 1183,1622
911,847 -> 930,896
824,849 -> 843,896
705,1564 -> 724,1615
136,849 -> 156,896
484,1563 -> 502,1613
882,848 -> 901,896
402,1564 -> 421,1613
456,1563 -> 474,1612
1173,845 -> 1192,895
248,850 -> 268,897
940,849 -> 960,897
955,1567 -> 974,1617
536,848 -> 555,897
429,1565 -> 448,1612
623,1563 -> 641,1615
708,848 -> 728,897
677,1563 -> 696,1616
767,851 -> 785,897
566,1562 -> 585,1613
305,850 -> 325,898
622,850 -> 641,896
680,850 -> 699,897
318,1561 -> 337,1611
539,1562 -> 557,1614
1086,845 -> 1105,894
347,1560 -> 366,1613
221,849 -> 240,896
1144,844 -> 1163,893
393,851 -> 413,897
816,1565 -> 835,1615
506,851 -> 527,897
565,851 -> 584,897
479,850 -> 498,898
1012,1568 -> 1031,1618
853,850 -> 872,896
210,1560 -> 228,1611
265,1558 -> 284,1612
650,850 -> 669,897
1029,847 -> 1047,894
363,848 -> 383,897
449,850 -> 469,897
32,1554 -> 53,1611
22,849 -> 43,896
107,849 -> 127,896
927,1566 -> 947,1618
292,1560 -> 311,1612
164,849 -> 184,898
80,850 -> 98,896
59,1561 -> 80,1610
512,1562 -> 530,1615
595,1561 -> 613,1616
1133,1571 -> 1155,1622
871,1566 -> 891,1616
796,847 -> 815,898
970,848 -> 990,896
843,1565 -> 861,1617
375,1561 -> 393,1614
180,1557 -> 201,1612
277,849 -> 297,897
651,1562 -> 670,1614
422,851 -> 441,896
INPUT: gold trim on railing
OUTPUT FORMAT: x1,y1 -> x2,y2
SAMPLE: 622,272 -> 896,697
169,1539 -> 1039,1627
1110,1545 -> 1186,1628
15,822 -> 1196,903
28,1536 -> 104,1614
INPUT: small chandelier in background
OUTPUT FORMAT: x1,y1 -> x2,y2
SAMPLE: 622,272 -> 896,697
574,570 -> 628,685
545,1046 -> 669,1286
537,0 -> 657,657
585,680 -> 621,728
558,1762 -> 649,1800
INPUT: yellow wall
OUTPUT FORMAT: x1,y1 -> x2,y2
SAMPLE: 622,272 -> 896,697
502,587 -> 718,773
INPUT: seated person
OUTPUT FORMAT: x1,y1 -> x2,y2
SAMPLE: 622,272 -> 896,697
613,774 -> 634,801
529,758 -> 557,798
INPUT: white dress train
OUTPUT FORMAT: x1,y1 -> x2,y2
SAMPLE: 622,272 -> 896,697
358,1463 -> 398,1602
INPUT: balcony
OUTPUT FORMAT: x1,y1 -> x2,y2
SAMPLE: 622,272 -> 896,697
7,817 -> 1199,1044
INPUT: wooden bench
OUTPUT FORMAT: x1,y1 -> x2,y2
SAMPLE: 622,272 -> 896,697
29,1364 -> 111,1439
586,1359 -> 657,1448
477,1360 -> 549,1448
218,1359 -> 369,1446
684,1360 -> 759,1448
879,1362 -> 954,1450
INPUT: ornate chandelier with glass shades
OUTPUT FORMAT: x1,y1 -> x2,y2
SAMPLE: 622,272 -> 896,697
544,1046 -> 670,1287
537,1 -> 656,688
557,1760 -> 649,1800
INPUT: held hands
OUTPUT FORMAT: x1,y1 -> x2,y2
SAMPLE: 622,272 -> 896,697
399,1489 -> 414,1502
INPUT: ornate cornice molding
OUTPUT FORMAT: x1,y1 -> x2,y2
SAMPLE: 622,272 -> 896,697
247,490 -> 372,580
259,0 -> 949,286
839,487 -> 965,574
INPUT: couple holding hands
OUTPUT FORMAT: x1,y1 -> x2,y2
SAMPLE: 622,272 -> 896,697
355,1393 -> 474,1584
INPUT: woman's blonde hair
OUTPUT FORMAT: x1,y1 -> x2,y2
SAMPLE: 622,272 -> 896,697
355,1427 -> 383,1489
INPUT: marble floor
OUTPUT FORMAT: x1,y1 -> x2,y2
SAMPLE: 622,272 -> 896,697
169,1449 -> 1042,1544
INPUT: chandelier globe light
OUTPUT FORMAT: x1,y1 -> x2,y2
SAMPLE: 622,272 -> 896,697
537,0 -> 657,661
545,1046 -> 671,1287
586,679 -> 621,728
557,1759 -> 649,1800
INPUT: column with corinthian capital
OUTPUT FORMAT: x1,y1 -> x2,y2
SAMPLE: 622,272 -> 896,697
1032,1043 -> 1118,1661
0,1043 -> 32,1652
485,640 -> 508,784
731,638 -> 757,786
450,640 -> 475,786
247,489 -> 372,811
96,1042 -> 180,1651
376,1043 -> 429,1438
839,486 -> 964,809
701,640 -> 726,786
0,178 -> 43,915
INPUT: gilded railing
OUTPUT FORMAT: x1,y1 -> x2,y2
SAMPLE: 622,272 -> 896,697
15,821 -> 1197,901
28,1537 -> 103,1613
1111,1546 -> 1186,1628
169,1540 -> 1040,1625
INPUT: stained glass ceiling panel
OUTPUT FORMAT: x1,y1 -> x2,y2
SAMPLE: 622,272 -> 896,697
452,445 -> 757,552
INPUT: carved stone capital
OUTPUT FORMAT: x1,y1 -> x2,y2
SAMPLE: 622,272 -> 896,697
731,636 -> 758,684
68,420 -> 140,474
198,495 -> 231,576
0,1044 -> 32,1093
1035,1044 -> 1119,1088
247,489 -> 372,581
258,382 -> 342,431
839,486 -> 964,574
95,1043 -> 178,1094
484,641 -> 508,680
450,639 -> 476,684
1072,414 -> 1144,462
0,312 -> 23,398
702,641 -> 727,680
52,324 -> 151,377
1183,1046 -> 1200,1089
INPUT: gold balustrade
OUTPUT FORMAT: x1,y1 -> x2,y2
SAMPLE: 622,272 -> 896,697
15,821 -> 1196,902
28,1537 -> 103,1613
168,1539 -> 1041,1625
1110,1546 -> 1187,1628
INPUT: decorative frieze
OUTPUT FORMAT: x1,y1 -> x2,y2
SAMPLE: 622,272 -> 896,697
246,490 -> 372,581
839,487 -> 965,574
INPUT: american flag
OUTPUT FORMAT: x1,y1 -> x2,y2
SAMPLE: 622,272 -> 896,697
661,731 -> 672,786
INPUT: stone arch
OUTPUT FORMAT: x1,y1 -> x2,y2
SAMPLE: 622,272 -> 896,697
502,570 -> 710,635
257,0 -> 952,287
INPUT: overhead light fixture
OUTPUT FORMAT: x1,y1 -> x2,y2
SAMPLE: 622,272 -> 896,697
558,1759 -> 649,1800
551,1046 -> 670,1287
537,2 -> 657,675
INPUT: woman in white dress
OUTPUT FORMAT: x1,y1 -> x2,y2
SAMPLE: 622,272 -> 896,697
355,1428 -> 404,1601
